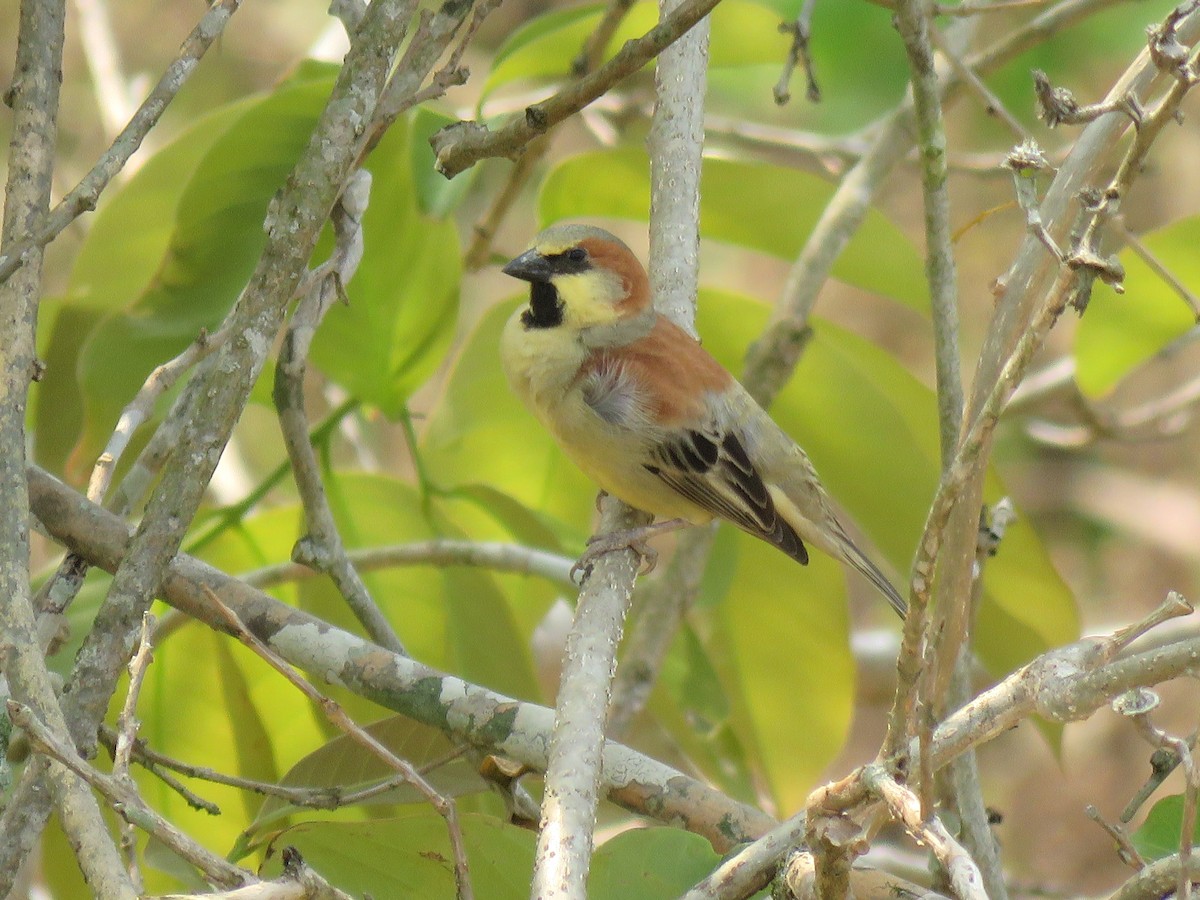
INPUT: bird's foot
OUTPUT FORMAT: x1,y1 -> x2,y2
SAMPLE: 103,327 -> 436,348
568,518 -> 690,584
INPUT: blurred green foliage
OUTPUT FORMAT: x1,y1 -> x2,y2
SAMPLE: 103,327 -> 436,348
27,0 -> 1198,894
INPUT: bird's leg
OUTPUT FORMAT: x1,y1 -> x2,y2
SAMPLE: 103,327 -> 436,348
569,518 -> 691,584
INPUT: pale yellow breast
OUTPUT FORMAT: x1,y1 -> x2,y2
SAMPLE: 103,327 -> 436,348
499,308 -> 714,525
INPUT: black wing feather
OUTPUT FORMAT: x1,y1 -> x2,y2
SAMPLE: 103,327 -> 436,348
644,428 -> 809,565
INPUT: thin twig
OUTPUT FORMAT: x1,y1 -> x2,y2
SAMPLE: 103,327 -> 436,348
0,0 -> 245,286
113,613 -> 155,779
242,539 -> 576,589
1086,804 -> 1146,871
206,588 -> 474,900
7,701 -> 255,891
774,0 -> 820,105
113,613 -> 155,891
1112,216 -> 1200,319
530,498 -> 646,898
98,724 -> 422,814
930,26 -> 1030,140
272,172 -> 405,655
864,766 -> 988,900
430,0 -> 726,178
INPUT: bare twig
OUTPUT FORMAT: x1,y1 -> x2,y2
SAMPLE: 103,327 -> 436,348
1033,68 -> 1143,128
8,701 -> 254,891
1112,216 -> 1200,319
113,613 -> 155,891
774,0 -> 820,105
0,0 -> 136,892
360,0 -> 502,164
206,587 -> 474,900
864,765 -> 988,900
0,0 -> 245,286
98,724 -> 419,815
1086,804 -> 1146,871
530,498 -> 646,899
681,812 -> 807,899
430,0 -> 726,178
1108,852 -> 1200,900
932,593 -> 1195,767
273,172 -> 405,655
930,27 -> 1030,140
242,539 -> 575,589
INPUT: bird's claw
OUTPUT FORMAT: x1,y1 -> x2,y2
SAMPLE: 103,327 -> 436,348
569,530 -> 659,584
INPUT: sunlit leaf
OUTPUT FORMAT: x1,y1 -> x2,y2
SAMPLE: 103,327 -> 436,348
1075,215 -> 1200,396
483,1 -> 789,100
1131,795 -> 1199,862
590,828 -> 722,898
67,73 -> 339,473
538,149 -> 928,310
309,117 -> 462,416
244,716 -> 489,844
263,812 -> 536,898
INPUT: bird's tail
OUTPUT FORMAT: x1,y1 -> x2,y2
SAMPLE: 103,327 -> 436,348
832,526 -> 907,618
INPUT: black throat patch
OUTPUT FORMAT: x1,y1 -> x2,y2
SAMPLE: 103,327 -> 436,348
521,281 -> 564,329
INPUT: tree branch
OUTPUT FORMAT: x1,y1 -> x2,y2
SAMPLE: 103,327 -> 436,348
429,0 -> 725,178
27,464 -> 777,850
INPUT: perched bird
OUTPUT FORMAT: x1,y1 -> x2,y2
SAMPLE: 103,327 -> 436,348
499,223 -> 906,617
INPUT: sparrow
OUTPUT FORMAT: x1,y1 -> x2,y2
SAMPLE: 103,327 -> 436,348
499,223 -> 906,617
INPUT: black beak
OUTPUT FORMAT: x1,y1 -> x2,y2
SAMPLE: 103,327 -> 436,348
502,248 -> 553,283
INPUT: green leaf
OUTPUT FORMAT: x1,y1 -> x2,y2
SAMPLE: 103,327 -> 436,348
213,633 -> 282,820
483,1 -> 789,100
67,73 -> 339,469
590,828 -> 722,898
421,299 -> 598,539
1132,795 -> 1199,861
309,116 -> 462,416
693,290 -> 1077,678
538,149 -> 928,310
717,533 -> 854,811
244,716 -> 490,845
647,620 -> 757,802
1075,214 -> 1200,397
263,812 -> 536,898
34,93 -> 262,474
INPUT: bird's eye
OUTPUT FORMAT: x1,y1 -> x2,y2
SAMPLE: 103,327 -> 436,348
566,247 -> 587,262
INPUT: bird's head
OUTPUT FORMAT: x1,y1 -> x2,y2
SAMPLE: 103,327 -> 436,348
502,224 -> 651,331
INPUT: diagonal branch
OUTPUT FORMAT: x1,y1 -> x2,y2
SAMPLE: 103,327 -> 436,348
27,463 -> 778,850
0,0 -> 244,286
429,0 -> 726,178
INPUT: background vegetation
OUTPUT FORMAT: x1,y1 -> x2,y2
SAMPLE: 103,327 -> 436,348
1,0 -> 1199,897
